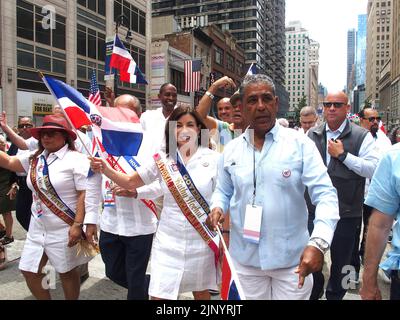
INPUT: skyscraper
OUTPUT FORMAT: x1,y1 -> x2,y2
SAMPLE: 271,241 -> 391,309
356,14 -> 367,86
347,29 -> 356,93
366,0 -> 393,109
151,0 -> 287,92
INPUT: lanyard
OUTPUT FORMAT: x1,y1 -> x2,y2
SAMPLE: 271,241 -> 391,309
252,145 -> 256,206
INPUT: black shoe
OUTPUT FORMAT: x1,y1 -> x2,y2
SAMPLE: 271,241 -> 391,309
0,236 -> 14,245
0,230 -> 5,239
80,272 -> 89,284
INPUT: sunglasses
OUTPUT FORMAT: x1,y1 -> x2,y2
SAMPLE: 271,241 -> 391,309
323,102 -> 346,108
18,124 -> 33,129
39,130 -> 64,138
364,117 -> 381,122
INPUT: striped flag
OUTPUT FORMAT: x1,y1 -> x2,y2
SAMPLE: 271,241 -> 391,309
184,59 -> 201,92
88,70 -> 102,107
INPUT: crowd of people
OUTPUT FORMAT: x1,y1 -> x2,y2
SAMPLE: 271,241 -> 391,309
0,73 -> 398,301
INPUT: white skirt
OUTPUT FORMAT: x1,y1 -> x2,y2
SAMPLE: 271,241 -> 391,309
19,213 -> 91,274
148,220 -> 218,300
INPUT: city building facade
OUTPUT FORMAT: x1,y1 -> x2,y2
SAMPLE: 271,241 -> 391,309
151,0 -> 289,113
356,14 -> 367,86
366,0 -> 393,110
347,29 -> 356,93
1,0 -> 151,125
390,0 -> 399,129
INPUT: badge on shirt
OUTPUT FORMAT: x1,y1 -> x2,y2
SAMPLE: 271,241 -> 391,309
243,204 -> 263,244
103,180 -> 115,207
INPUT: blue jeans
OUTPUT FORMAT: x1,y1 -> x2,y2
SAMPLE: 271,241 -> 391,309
99,230 -> 153,300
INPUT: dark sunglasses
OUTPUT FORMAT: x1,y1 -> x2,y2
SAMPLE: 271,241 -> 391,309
39,130 -> 64,137
18,124 -> 33,129
323,102 -> 346,108
364,117 -> 381,122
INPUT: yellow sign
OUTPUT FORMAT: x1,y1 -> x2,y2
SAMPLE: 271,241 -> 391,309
33,103 -> 53,115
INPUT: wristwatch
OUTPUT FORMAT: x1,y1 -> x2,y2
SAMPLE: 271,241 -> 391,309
308,237 -> 329,254
338,151 -> 348,162
205,91 -> 214,100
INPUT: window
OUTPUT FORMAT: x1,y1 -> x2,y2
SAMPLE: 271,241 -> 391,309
77,0 -> 106,16
215,46 -> 223,65
114,1 -> 146,36
76,24 -> 105,62
171,69 -> 189,96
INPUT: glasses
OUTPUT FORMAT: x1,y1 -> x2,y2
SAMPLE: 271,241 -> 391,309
323,102 -> 346,108
364,116 -> 381,122
18,124 -> 33,129
39,130 -> 63,138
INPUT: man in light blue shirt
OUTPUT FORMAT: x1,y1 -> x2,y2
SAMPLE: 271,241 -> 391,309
360,143 -> 400,300
207,74 -> 340,300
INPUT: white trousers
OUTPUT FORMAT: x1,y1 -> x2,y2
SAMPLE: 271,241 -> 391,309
233,258 -> 313,300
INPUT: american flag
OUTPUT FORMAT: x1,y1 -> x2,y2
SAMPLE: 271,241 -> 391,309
88,70 -> 102,106
184,59 -> 201,92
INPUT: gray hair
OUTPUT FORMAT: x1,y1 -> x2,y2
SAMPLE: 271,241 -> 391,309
300,106 -> 317,117
239,74 -> 276,99
132,96 -> 142,114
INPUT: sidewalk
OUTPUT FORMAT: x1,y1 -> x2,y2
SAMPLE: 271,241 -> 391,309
0,212 -> 391,300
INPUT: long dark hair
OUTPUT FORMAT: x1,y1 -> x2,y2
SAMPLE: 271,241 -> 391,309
164,106 -> 210,156
30,131 -> 76,160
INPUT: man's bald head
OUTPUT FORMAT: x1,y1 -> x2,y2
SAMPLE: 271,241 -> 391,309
114,94 -> 142,117
217,97 -> 233,123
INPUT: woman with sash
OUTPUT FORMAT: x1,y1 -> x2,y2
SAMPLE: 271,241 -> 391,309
90,106 -> 220,300
0,114 -> 91,300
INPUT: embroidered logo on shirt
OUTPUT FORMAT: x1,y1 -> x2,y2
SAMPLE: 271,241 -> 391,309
282,169 -> 291,178
202,162 -> 209,167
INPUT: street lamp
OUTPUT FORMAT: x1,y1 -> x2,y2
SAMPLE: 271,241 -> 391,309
387,106 -> 391,130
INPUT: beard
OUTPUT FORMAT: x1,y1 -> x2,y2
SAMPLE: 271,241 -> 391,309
370,126 -> 378,137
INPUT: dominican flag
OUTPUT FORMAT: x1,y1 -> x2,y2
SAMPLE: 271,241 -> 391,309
42,76 -> 143,156
110,35 -> 148,84
219,230 -> 246,300
246,63 -> 257,76
379,120 -> 387,134
184,59 -> 201,92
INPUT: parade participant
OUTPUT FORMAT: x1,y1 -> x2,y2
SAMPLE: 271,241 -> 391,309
0,114 -> 35,231
207,74 -> 339,300
360,143 -> 400,300
85,98 -> 160,300
300,106 -> 318,134
0,115 -> 92,300
90,106 -> 220,300
140,83 -> 177,152
0,135 -> 16,245
307,92 -> 379,300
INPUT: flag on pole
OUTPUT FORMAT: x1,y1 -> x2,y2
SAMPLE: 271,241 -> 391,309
217,229 -> 246,300
246,63 -> 257,76
379,120 -> 387,134
42,76 -> 143,156
184,59 -> 201,92
110,35 -> 148,84
88,70 -> 102,107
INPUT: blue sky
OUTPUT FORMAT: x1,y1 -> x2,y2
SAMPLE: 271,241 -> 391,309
286,0 -> 368,92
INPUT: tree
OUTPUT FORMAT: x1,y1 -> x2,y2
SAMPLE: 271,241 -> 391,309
293,95 -> 307,126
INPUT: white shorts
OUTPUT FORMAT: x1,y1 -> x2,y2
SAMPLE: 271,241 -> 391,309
233,258 -> 313,300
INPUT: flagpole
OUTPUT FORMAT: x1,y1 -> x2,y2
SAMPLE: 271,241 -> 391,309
38,71 -> 94,156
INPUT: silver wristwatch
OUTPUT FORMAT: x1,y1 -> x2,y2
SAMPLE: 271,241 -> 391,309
307,237 -> 329,254
205,91 -> 215,100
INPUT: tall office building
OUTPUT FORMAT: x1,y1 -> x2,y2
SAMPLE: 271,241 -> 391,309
366,0 -> 392,109
309,39 -> 320,108
1,0 -> 151,124
390,0 -> 399,127
151,0 -> 287,102
356,14 -> 367,86
347,29 -> 356,93
285,21 -> 315,110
